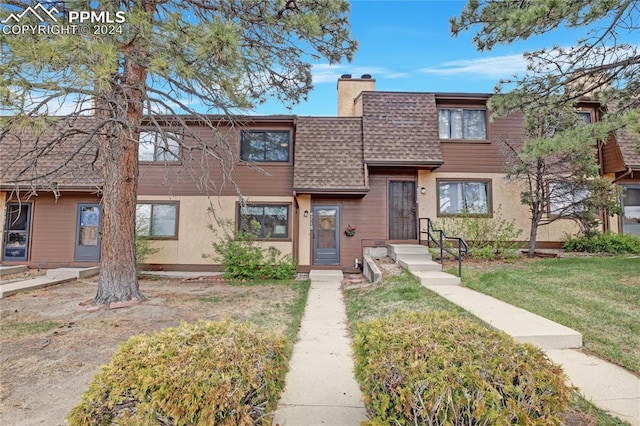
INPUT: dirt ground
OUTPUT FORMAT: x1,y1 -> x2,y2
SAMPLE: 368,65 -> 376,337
0,275 -> 301,425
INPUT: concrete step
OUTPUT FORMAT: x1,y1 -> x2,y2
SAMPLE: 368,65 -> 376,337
424,285 -> 583,350
0,265 -> 28,277
388,244 -> 429,261
413,270 -> 461,286
309,270 -> 344,282
394,253 -> 433,263
398,259 -> 442,272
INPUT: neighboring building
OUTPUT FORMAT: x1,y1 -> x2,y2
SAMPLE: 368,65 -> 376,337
1,76 -> 639,271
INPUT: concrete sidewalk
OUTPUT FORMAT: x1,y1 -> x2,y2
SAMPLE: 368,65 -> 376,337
422,279 -> 640,426
273,270 -> 367,425
546,349 -> 640,426
0,267 -> 99,299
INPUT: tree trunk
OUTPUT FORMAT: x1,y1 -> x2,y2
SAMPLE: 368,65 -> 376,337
527,216 -> 538,258
93,13 -> 152,304
94,127 -> 144,304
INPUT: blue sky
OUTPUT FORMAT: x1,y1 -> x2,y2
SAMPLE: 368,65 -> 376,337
254,0 -> 581,117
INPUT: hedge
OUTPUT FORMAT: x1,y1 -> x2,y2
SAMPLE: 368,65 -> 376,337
67,320 -> 288,425
353,311 -> 571,425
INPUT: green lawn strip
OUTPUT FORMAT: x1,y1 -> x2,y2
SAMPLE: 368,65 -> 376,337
461,257 -> 640,374
343,269 -> 630,425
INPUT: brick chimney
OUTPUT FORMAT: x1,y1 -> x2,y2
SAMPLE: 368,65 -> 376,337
337,74 -> 375,117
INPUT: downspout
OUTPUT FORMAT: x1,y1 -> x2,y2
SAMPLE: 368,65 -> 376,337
613,167 -> 633,183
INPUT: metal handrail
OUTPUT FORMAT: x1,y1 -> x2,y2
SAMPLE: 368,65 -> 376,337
418,218 -> 469,278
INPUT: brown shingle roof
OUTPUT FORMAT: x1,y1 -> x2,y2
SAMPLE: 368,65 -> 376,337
0,117 -> 101,190
361,92 -> 443,166
617,127 -> 640,168
293,117 -> 366,192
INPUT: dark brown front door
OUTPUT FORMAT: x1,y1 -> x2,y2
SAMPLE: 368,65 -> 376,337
389,181 -> 417,240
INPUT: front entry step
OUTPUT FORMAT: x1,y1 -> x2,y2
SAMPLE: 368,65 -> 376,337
398,259 -> 442,272
387,244 -> 430,261
309,270 -> 344,282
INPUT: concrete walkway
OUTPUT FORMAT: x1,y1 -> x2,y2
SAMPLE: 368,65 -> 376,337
273,270 -> 367,425
0,266 -> 99,299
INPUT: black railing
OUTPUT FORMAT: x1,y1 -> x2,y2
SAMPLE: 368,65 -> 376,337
418,218 -> 469,278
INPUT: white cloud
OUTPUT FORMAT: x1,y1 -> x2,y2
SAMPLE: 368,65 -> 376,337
311,64 -> 408,84
419,54 -> 527,78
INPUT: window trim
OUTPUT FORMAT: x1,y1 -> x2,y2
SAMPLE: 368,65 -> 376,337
436,179 -> 493,217
239,130 -> 292,163
437,108 -> 488,141
138,129 -> 182,163
236,202 -> 291,241
136,201 -> 179,240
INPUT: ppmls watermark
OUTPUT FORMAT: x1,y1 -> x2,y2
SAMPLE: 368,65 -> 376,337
1,3 -> 125,36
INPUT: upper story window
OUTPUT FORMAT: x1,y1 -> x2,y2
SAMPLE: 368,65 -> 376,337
238,204 -> 289,239
578,111 -> 592,124
139,130 -> 180,162
240,131 -> 290,162
438,180 -> 491,216
438,108 -> 487,140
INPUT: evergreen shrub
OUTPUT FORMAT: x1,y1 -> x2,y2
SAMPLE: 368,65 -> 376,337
353,311 -> 571,425
67,320 -> 288,425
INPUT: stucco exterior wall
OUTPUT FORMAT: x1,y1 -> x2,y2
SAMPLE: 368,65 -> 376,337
138,195 -> 295,266
295,194 -> 311,267
418,171 -> 587,243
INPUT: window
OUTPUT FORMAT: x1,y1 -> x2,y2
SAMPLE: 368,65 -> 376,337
136,203 -> 178,238
238,204 -> 289,239
3,203 -> 31,261
139,130 -> 180,162
578,111 -> 592,124
240,131 -> 290,162
438,108 -> 487,140
548,181 -> 589,216
438,180 -> 490,215
621,186 -> 640,236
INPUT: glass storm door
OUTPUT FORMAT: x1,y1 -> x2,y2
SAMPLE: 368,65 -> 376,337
312,205 -> 340,265
75,204 -> 101,262
3,203 -> 32,261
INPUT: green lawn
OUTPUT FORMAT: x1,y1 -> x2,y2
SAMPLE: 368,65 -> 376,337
461,256 -> 640,374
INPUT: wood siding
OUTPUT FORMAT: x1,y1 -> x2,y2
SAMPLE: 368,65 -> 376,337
602,134 -> 627,174
312,170 -> 416,268
2,192 -> 101,268
138,121 -> 295,197
438,113 -> 524,173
